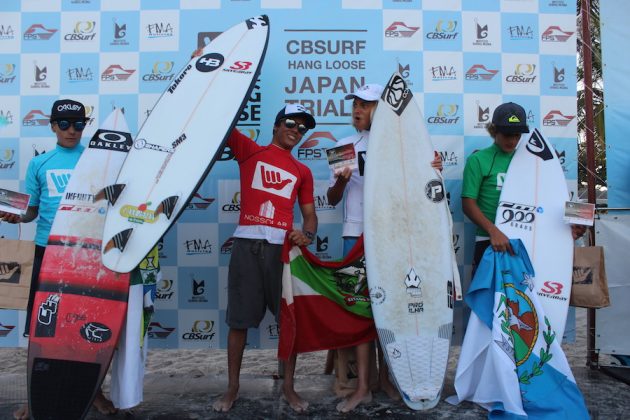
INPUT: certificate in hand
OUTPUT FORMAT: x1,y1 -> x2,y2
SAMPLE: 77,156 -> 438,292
326,143 -> 357,173
0,188 -> 30,215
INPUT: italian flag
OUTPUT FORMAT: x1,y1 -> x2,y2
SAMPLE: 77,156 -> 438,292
278,236 -> 377,360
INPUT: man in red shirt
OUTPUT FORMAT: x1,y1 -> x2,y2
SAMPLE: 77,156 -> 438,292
213,104 -> 318,413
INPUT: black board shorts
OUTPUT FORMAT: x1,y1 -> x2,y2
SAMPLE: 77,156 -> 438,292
226,238 -> 283,329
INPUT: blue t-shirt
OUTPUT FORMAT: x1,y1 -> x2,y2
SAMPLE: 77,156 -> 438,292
25,143 -> 84,246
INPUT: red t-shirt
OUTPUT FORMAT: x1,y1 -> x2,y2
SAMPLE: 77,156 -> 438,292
227,129 -> 314,231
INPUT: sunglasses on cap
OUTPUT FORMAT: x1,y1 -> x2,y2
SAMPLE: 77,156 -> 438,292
54,120 -> 87,131
282,118 -> 308,135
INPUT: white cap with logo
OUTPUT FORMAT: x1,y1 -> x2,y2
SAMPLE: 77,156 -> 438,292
344,83 -> 384,102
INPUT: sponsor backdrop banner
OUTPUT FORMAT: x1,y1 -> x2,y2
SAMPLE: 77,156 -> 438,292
600,0 -> 630,208
0,0 -> 576,349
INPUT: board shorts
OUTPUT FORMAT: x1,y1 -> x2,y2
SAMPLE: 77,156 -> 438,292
226,238 -> 283,329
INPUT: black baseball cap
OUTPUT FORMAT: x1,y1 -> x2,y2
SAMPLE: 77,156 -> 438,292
50,99 -> 87,122
492,102 -> 529,134
274,104 -> 316,129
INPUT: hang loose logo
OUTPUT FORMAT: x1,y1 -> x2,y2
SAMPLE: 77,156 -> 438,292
260,164 -> 292,190
252,161 -> 296,199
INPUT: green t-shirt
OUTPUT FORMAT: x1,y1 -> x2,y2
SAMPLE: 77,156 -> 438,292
461,143 -> 514,237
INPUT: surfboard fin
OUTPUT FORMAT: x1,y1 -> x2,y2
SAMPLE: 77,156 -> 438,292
155,195 -> 179,220
95,184 -> 126,205
103,228 -> 133,254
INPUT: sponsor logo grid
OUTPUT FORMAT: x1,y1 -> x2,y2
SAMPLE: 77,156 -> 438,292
0,2 -> 576,348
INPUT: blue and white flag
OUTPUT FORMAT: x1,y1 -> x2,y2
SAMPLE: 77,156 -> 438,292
447,239 -> 589,419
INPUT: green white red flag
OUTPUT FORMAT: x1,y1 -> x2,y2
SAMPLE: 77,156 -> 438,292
278,236 -> 377,360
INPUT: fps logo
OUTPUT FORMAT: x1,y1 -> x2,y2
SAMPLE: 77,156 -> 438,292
297,132 -> 336,161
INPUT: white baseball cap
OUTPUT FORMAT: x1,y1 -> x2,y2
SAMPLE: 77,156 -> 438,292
344,83 -> 384,101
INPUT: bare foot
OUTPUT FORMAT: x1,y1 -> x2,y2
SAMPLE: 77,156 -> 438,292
282,388 -> 309,413
213,389 -> 239,412
336,390 -> 372,413
379,376 -> 401,401
93,391 -> 118,415
13,404 -> 28,420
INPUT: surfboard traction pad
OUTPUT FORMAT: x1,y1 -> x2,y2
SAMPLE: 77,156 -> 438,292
378,324 -> 452,410
30,357 -> 101,419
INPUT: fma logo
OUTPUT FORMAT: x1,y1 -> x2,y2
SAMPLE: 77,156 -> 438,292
541,26 -> 574,42
0,64 -> 16,84
143,61 -> 175,82
465,64 -> 498,81
427,104 -> 459,125
431,65 -> 456,82
297,131 -> 336,161
507,25 -> 534,41
266,323 -> 280,340
0,24 -> 15,40
426,20 -> 459,40
505,64 -> 536,84
184,239 -> 212,255
385,22 -> 420,38
101,65 -> 135,81
64,21 -> 97,41
22,110 -> 50,127
146,22 -> 173,38
67,66 -> 93,83
0,110 -> 13,127
23,24 -> 58,41
314,194 -> 334,211
437,151 -> 458,167
542,110 -> 575,127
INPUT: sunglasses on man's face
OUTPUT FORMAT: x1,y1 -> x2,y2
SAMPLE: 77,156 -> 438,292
54,120 -> 87,131
282,118 -> 308,135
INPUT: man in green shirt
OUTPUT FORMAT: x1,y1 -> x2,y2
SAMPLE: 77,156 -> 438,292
461,102 -> 529,271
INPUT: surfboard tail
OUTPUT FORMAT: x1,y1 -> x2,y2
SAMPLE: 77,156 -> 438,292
103,228 -> 133,254
155,195 -> 179,220
95,183 -> 126,205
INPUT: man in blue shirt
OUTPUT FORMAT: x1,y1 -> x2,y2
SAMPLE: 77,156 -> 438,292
0,99 -> 117,419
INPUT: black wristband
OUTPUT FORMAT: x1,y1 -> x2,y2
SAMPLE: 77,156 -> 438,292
303,231 -> 315,241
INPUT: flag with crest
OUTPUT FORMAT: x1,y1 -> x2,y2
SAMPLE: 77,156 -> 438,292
448,239 -> 589,419
278,236 -> 376,360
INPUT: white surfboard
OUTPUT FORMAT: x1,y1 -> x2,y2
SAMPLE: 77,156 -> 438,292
101,15 -> 270,273
496,128 -> 572,341
364,73 -> 459,410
